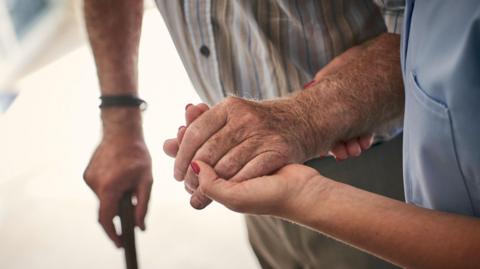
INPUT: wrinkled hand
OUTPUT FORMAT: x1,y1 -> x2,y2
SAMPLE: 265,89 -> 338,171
84,132 -> 153,248
164,102 -> 372,210
167,97 -> 312,210
164,40 -> 376,210
193,160 -> 329,217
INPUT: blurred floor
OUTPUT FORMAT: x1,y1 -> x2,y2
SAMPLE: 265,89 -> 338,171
0,9 -> 259,269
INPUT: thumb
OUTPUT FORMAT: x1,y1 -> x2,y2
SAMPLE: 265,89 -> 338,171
193,160 -> 237,206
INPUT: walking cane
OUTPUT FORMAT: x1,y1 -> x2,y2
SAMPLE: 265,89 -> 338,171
119,192 -> 138,269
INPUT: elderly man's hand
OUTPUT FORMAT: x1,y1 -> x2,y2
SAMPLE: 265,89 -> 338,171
164,101 -> 373,210
84,109 -> 153,248
164,99 -> 371,208
164,40 -> 376,210
172,97 -> 311,209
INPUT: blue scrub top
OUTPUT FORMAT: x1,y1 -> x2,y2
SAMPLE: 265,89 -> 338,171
402,0 -> 480,216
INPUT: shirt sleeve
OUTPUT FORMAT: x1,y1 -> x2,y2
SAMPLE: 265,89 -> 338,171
373,0 -> 405,34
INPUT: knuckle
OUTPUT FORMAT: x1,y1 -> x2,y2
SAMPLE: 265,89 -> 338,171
195,149 -> 215,164
215,161 -> 236,179
185,124 -> 202,145
241,110 -> 260,123
174,167 -> 185,181
82,169 -> 95,183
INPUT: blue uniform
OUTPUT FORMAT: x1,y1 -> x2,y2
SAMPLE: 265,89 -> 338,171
402,1 -> 480,216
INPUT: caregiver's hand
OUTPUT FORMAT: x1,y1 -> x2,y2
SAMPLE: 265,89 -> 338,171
193,160 -> 331,217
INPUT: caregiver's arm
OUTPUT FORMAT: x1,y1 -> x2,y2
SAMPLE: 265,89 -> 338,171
195,162 -> 480,269
291,175 -> 480,269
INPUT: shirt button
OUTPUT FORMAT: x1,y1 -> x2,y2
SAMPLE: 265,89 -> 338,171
200,45 -> 210,57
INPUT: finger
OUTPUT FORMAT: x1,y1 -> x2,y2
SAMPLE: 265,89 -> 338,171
98,195 -> 122,248
359,134 -> 374,150
183,126 -> 246,185
186,103 -> 210,125
229,151 -> 287,182
190,190 -> 213,210
214,139 -> 259,180
346,139 -> 362,157
163,126 -> 186,158
195,160 -> 257,213
163,138 -> 179,158
330,142 -> 348,160
174,108 -> 227,180
184,168 -> 200,189
134,179 -> 153,231
194,161 -> 234,204
177,125 -> 187,144
185,184 -> 194,194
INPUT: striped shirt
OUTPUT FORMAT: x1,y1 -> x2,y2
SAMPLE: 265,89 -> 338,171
155,0 -> 404,105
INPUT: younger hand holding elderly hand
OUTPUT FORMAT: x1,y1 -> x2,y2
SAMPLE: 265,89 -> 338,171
163,37 -> 377,210
163,103 -> 372,210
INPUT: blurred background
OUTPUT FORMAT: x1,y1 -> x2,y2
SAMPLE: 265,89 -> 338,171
0,0 -> 259,268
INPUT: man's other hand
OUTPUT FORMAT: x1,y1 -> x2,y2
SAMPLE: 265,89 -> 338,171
83,109 -> 153,248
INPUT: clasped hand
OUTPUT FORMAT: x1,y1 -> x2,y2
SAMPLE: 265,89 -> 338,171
163,99 -> 373,211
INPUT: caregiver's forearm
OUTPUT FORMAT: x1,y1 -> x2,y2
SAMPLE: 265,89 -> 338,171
286,178 -> 480,269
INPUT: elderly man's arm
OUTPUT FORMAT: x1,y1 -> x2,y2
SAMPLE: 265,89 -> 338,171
291,33 -> 404,157
83,0 -> 153,248
174,33 -> 403,209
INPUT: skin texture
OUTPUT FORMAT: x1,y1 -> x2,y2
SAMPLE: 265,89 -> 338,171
168,33 -> 400,210
82,0 -> 152,248
194,160 -> 480,269
164,103 -> 372,204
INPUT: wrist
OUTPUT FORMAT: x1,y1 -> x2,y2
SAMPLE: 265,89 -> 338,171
280,175 -> 337,225
268,96 -> 330,161
291,83 -> 351,157
260,98 -> 313,161
101,107 -> 144,139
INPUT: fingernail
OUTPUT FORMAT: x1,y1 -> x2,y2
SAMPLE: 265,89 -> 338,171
185,103 -> 193,111
303,80 -> 315,89
190,161 -> 200,174
178,125 -> 185,131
